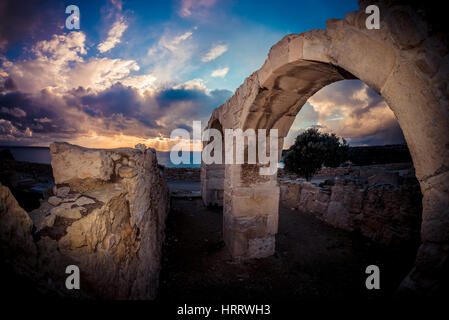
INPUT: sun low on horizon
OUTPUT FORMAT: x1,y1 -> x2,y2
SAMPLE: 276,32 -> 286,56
0,0 -> 405,151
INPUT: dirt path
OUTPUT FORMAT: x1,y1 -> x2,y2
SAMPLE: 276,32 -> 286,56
157,197 -> 418,302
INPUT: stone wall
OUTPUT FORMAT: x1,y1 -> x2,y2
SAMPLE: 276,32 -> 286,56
279,164 -> 422,246
201,163 -> 225,207
0,142 -> 169,299
165,167 -> 200,181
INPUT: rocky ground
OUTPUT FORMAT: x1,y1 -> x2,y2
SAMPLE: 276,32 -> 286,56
158,195 -> 419,301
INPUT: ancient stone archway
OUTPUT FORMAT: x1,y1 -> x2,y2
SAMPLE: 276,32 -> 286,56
201,0 -> 449,295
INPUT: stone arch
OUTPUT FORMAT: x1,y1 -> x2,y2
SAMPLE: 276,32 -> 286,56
201,0 -> 449,295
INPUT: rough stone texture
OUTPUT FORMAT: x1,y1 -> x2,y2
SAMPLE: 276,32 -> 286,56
56,186 -> 71,198
48,196 -> 62,206
201,163 -> 225,207
0,184 -> 38,276
74,196 -> 95,206
0,142 -> 170,299
279,164 -> 422,246
50,143 -> 114,186
201,0 -> 449,294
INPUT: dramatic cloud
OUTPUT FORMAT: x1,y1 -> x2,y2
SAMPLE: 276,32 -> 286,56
0,0 -> 62,52
1,32 -> 87,93
1,107 -> 26,118
97,18 -> 128,53
202,44 -> 228,62
0,28 -> 232,148
1,32 -> 145,94
34,117 -> 52,123
284,80 -> 406,148
0,1 -> 398,150
211,67 -> 229,78
0,119 -> 32,139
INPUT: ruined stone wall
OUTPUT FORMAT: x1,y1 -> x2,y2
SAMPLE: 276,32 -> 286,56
279,165 -> 422,246
201,163 -> 225,207
0,142 -> 170,299
165,167 -> 200,181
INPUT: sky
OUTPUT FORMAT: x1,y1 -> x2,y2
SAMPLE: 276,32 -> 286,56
0,0 -> 406,150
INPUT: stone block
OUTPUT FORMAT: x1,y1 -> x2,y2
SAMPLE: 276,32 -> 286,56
231,192 -> 279,217
248,236 -> 275,259
329,28 -> 396,92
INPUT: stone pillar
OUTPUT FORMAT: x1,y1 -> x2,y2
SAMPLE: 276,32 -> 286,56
398,171 -> 449,296
223,164 -> 279,259
201,162 -> 225,207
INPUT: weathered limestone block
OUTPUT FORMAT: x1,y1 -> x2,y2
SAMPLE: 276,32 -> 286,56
279,180 -> 302,209
0,143 -> 170,299
231,189 -> 279,218
325,201 -> 353,231
223,213 -> 277,259
50,142 -> 114,186
386,8 -> 426,50
118,166 -> 136,178
0,184 -> 38,271
48,196 -> 62,206
50,203 -> 84,219
201,161 -> 225,206
56,186 -> 70,197
75,196 -> 95,206
302,29 -> 331,63
381,60 -> 449,181
223,163 -> 279,259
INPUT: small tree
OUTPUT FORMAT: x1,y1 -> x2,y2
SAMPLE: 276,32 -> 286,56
283,128 -> 348,181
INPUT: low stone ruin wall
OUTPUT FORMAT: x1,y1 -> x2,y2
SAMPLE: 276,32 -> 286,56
279,164 -> 422,246
165,167 -> 200,181
0,142 -> 170,299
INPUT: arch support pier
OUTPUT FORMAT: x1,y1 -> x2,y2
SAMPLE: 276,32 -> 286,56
223,164 -> 279,259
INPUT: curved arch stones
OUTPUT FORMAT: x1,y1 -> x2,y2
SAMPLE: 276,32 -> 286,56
201,0 -> 449,295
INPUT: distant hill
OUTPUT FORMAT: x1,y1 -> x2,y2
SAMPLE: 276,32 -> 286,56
282,144 -> 412,166
348,144 -> 412,166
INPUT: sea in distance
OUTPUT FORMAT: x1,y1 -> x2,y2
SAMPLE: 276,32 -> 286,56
0,146 -> 202,168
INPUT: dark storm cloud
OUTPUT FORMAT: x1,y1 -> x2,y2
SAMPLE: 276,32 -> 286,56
0,0 -> 64,51
1,91 -> 58,129
348,119 -> 406,146
76,83 -> 232,132
156,87 -> 232,117
305,79 -> 407,147
0,80 -> 232,145
80,84 -> 142,118
0,78 -> 17,91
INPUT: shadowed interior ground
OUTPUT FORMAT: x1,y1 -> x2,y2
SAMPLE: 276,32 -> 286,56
158,195 -> 419,301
